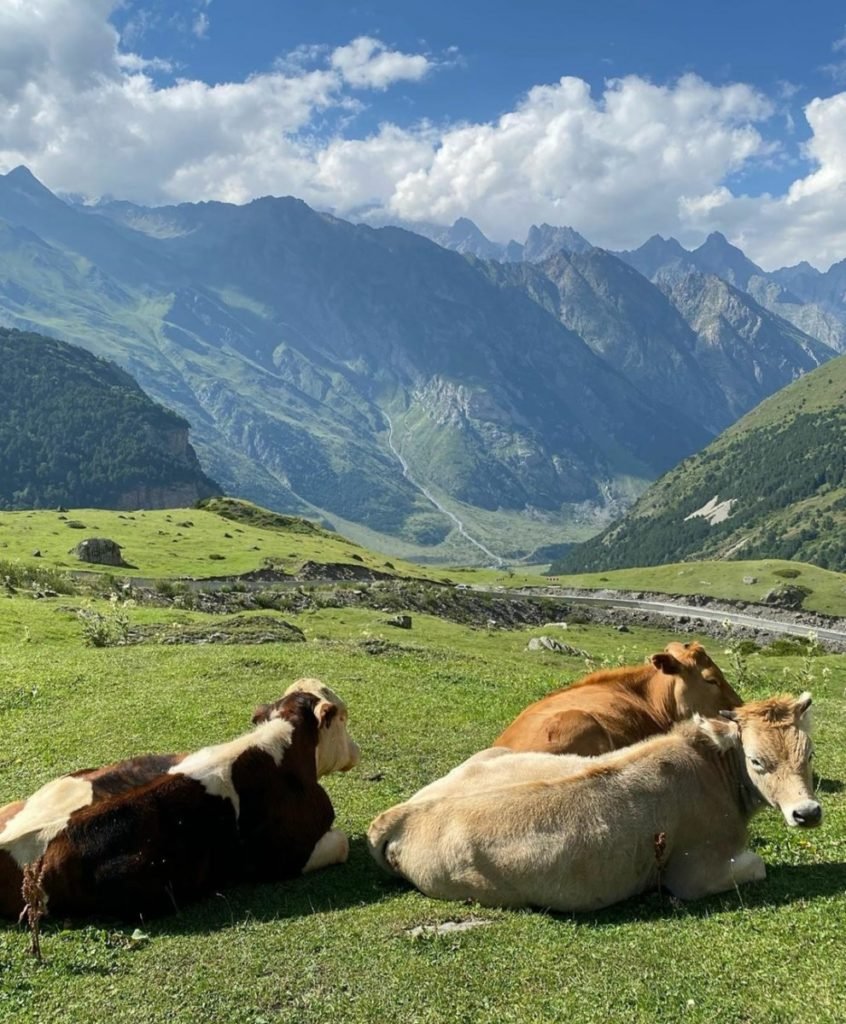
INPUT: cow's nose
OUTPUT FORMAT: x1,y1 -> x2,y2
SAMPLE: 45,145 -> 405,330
792,803 -> 823,827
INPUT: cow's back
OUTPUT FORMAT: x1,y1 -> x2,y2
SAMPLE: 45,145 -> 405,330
493,668 -> 668,755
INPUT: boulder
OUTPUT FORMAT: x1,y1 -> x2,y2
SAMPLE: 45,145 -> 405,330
385,614 -> 412,629
762,584 -> 809,610
526,636 -> 588,656
71,537 -> 130,567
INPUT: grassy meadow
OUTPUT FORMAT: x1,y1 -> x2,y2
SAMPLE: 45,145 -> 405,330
0,574 -> 844,1024
0,499 -> 442,582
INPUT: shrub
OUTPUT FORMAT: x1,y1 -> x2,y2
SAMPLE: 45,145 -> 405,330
773,568 -> 802,579
0,559 -> 76,594
77,595 -> 133,647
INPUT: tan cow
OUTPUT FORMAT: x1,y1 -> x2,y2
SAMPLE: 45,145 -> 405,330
368,694 -> 820,911
493,641 -> 742,755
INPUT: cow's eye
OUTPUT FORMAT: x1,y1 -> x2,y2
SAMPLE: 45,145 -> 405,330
749,756 -> 766,772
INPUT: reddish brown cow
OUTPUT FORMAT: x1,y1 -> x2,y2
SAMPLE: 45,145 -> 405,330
0,681 -> 359,920
493,641 -> 743,756
0,754 -> 184,919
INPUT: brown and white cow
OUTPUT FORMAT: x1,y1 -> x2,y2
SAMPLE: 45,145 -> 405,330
492,641 -> 743,756
368,694 -> 820,911
0,678 -> 359,919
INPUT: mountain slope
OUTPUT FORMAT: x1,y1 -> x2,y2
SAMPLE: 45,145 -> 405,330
0,169 -> 712,560
619,230 -> 846,354
553,353 -> 846,573
0,327 -> 220,510
486,247 -> 830,435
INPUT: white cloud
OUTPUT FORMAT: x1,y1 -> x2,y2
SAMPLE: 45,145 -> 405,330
1,2 -> 846,269
192,12 -> 209,40
683,92 -> 846,269
330,36 -> 432,90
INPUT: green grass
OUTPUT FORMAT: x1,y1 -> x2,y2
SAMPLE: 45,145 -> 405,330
0,588 -> 844,1024
542,558 -> 846,618
0,501 -> 442,583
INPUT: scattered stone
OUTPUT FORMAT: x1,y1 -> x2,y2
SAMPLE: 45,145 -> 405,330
31,549 -> 41,558
384,614 -> 412,629
71,537 -> 130,567
177,520 -> 194,528
526,636 -> 588,656
349,553 -> 364,562
405,919 -> 493,938
152,614 -> 306,646
616,624 -> 631,633
209,553 -> 226,561
56,505 -> 68,513
743,576 -> 758,585
762,584 -> 809,610
224,532 -> 233,539
365,772 -> 385,783
66,520 -> 86,529
297,560 -> 395,582
543,622 -> 568,629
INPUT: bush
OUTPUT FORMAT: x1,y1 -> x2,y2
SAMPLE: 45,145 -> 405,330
0,559 -> 76,595
773,568 -> 802,579
77,596 -> 133,647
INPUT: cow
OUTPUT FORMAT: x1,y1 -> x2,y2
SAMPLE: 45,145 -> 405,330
492,641 -> 743,756
367,693 -> 820,911
0,678 -> 359,920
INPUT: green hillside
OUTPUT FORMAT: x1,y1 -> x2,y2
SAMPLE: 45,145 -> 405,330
0,498 -> 440,581
0,327 -> 220,510
554,354 -> 846,573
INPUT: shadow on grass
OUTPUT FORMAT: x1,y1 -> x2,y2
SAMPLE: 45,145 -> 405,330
569,861 -> 846,928
816,776 -> 843,794
154,836 -> 395,936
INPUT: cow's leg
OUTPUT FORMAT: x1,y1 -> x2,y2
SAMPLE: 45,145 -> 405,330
302,829 -> 349,873
664,847 -> 766,900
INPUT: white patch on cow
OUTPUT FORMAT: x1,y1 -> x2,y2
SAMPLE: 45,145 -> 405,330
302,829 -> 349,873
0,776 -> 94,867
170,718 -> 294,819
684,495 -> 737,526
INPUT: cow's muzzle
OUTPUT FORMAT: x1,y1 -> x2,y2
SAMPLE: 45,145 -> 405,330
790,801 -> 823,828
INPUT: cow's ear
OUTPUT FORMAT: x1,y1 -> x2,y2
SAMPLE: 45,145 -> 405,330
795,692 -> 813,728
651,652 -> 679,674
316,700 -> 338,729
252,704 -> 272,725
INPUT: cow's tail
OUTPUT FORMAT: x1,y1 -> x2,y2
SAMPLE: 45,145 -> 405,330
366,805 -> 407,878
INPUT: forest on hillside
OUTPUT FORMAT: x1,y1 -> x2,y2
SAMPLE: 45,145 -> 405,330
0,327 -> 219,509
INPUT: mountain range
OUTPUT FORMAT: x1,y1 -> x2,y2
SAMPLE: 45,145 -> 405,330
0,165 -> 840,561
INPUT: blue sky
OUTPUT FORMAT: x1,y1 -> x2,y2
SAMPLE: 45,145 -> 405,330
112,0 -> 846,196
2,1 -> 846,267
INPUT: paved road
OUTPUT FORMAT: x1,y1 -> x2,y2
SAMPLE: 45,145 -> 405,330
518,590 -> 846,645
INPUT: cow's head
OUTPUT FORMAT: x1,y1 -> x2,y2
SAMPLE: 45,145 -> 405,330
651,641 -> 743,719
252,678 -> 360,777
719,692 -> 821,828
